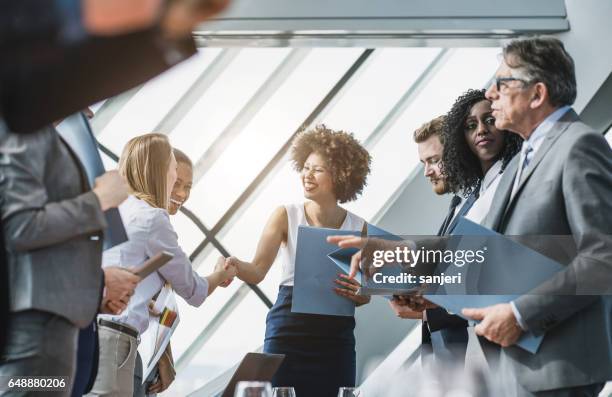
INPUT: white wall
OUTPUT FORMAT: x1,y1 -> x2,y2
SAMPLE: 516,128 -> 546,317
559,0 -> 612,113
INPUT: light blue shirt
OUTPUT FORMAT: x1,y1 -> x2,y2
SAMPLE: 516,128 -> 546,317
510,105 -> 571,330
99,195 -> 209,333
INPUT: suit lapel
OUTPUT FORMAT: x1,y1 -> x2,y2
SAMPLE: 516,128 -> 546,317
57,130 -> 91,192
500,109 -> 579,227
484,155 -> 517,231
446,191 -> 477,235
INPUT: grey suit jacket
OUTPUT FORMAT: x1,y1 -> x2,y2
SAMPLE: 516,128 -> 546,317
483,109 -> 612,391
0,126 -> 107,328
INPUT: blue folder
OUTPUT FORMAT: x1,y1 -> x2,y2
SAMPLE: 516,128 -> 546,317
327,223 -> 418,296
56,113 -> 128,250
292,226 -> 361,317
425,218 -> 564,354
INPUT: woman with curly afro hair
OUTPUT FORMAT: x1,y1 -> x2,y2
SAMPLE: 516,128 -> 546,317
224,125 -> 372,397
442,88 -> 522,224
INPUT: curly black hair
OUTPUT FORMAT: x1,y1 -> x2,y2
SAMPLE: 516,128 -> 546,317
291,125 -> 371,203
441,89 -> 522,197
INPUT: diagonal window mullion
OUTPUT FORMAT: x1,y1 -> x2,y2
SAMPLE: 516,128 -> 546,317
187,49 -> 375,265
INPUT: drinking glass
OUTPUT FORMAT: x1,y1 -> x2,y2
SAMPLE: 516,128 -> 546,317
338,387 -> 361,397
234,381 -> 273,397
272,386 -> 296,397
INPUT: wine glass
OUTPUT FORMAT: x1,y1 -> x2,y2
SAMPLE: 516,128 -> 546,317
338,387 -> 361,397
234,381 -> 273,397
272,386 -> 296,397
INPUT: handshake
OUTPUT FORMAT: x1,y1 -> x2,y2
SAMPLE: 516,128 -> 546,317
211,256 -> 240,289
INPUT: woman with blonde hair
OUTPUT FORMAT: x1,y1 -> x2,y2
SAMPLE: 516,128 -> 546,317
87,133 -> 235,397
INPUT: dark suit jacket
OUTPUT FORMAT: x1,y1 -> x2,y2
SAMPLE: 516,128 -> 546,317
483,109 -> 612,391
0,228 -> 7,355
1,2 -> 197,353
1,126 -> 107,327
423,193 -> 476,335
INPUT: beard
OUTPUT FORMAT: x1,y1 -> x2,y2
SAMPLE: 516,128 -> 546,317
431,179 -> 449,195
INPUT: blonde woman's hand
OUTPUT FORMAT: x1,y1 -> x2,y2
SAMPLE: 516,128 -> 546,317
215,256 -> 236,287
148,299 -> 161,317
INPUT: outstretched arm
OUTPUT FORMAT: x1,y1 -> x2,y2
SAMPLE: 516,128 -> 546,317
227,206 -> 288,285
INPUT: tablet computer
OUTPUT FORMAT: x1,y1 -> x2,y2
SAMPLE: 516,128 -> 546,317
221,353 -> 285,397
133,251 -> 174,279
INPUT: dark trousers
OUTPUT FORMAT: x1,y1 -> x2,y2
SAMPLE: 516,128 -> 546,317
72,323 -> 98,397
0,228 -> 8,356
0,310 -> 78,397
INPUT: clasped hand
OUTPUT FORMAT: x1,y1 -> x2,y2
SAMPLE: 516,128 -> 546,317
101,267 -> 140,314
462,304 -> 523,347
215,256 -> 238,287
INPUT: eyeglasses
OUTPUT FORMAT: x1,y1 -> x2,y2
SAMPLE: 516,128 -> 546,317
494,77 -> 533,92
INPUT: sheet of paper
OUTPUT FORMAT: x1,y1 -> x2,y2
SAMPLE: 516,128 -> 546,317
138,284 -> 180,380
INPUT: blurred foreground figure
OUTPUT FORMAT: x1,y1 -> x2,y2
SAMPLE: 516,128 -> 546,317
0,0 -> 231,133
0,0 -> 230,378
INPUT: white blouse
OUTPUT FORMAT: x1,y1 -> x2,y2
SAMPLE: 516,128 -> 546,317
465,160 -> 504,224
279,203 -> 365,286
99,195 -> 208,334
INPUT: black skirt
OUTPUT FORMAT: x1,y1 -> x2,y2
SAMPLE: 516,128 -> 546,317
264,286 -> 356,397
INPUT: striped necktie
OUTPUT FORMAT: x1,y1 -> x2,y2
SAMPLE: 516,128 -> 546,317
511,143 -> 534,198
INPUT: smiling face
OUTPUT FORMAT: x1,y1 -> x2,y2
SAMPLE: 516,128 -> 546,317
168,160 -> 193,215
165,152 -> 178,208
417,134 -> 448,195
464,100 -> 506,171
301,152 -> 336,202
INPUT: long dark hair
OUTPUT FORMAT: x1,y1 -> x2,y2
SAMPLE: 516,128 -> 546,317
441,89 -> 522,197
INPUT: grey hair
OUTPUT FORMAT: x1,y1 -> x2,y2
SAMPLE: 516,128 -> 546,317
503,37 -> 577,107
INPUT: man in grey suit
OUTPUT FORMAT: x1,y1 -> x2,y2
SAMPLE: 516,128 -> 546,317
461,37 -> 612,396
0,125 -> 138,396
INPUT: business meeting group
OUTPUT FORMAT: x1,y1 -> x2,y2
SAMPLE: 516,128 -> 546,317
1,1 -> 611,397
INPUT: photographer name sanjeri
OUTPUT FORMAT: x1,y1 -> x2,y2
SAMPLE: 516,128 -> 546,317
372,272 -> 462,286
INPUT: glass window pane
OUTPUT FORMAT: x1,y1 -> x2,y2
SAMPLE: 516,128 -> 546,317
344,48 -> 501,221
318,48 -> 442,141
100,149 -> 117,171
170,210 -> 206,255
170,249 -> 242,360
98,49 -> 222,154
211,48 -> 500,300
166,291 -> 269,396
169,48 -> 293,161
215,162 -> 301,298
189,48 -> 363,226
90,100 -> 105,114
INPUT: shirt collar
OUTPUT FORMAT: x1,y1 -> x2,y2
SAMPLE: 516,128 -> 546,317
523,105 -> 571,154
